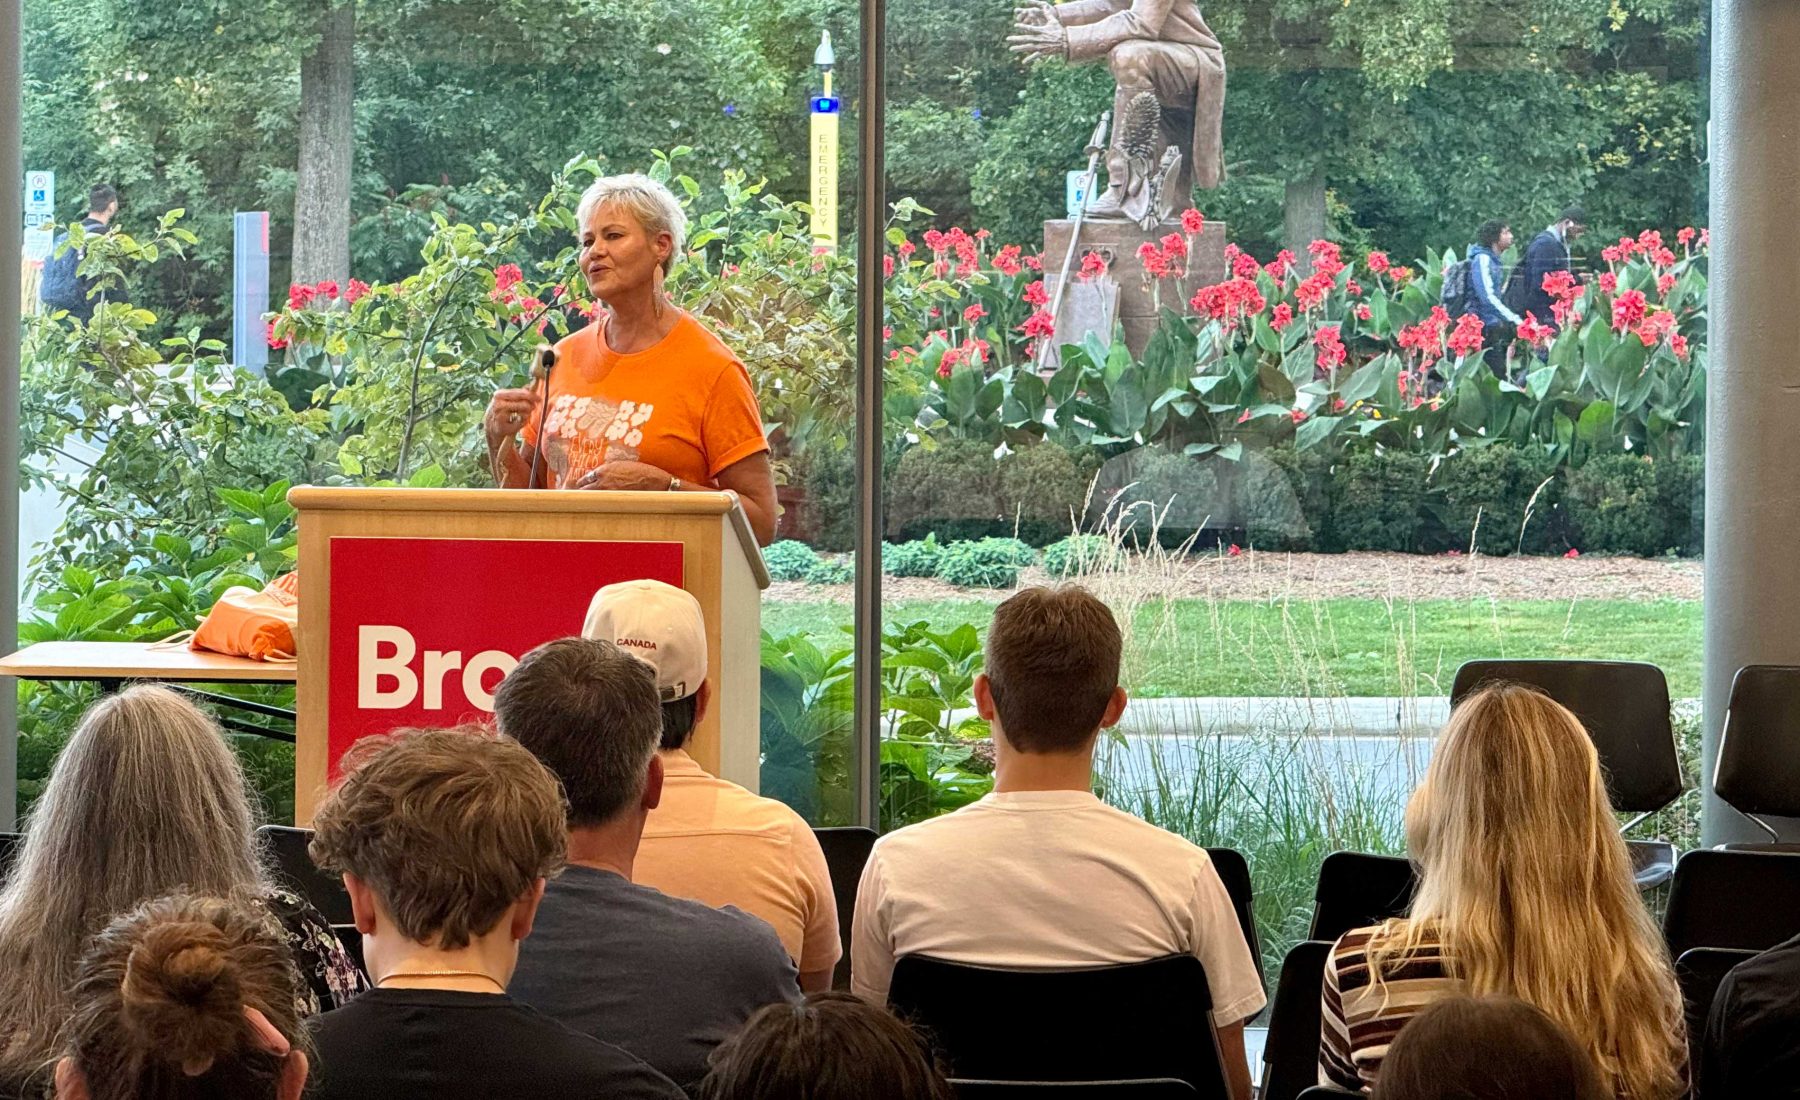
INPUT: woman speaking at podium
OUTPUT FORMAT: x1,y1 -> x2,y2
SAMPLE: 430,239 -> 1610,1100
484,173 -> 778,546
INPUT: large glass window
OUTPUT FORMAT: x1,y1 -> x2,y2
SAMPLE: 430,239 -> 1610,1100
17,0 -> 866,825
853,0 -> 1710,992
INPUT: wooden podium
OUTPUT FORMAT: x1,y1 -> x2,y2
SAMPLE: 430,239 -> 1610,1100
289,487 -> 768,822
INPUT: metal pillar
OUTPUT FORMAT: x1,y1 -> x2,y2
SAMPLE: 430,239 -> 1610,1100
852,0 -> 886,830
1701,0 -> 1800,843
0,0 -> 22,828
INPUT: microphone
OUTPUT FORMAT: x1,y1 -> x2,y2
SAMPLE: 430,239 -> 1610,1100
526,345 -> 556,489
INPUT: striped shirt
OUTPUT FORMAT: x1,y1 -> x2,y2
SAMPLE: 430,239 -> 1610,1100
1320,922 -> 1460,1092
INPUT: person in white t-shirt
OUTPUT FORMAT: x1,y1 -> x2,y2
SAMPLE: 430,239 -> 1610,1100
850,585 -> 1266,1100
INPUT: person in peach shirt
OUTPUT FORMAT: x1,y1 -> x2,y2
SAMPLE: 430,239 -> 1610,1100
583,579 -> 841,991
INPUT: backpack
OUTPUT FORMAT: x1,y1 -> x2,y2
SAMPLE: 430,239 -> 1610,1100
1440,259 -> 1472,317
1501,262 -> 1530,315
37,231 -> 83,310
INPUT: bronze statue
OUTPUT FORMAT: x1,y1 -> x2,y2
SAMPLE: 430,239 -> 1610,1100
1008,0 -> 1227,218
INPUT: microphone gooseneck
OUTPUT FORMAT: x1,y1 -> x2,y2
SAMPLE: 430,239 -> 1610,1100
526,345 -> 557,489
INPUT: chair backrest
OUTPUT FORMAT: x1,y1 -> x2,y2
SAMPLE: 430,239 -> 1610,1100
1664,848 -> 1800,957
1715,665 -> 1800,822
1295,1088 -> 1364,1100
1674,946 -> 1757,1066
255,824 -> 352,926
889,954 -> 1227,1098
1449,659 -> 1682,813
953,1080 -> 1198,1098
814,826 -> 878,990
0,832 -> 21,878
1308,851 -> 1417,943
1205,846 -> 1262,982
1258,939 -> 1335,1100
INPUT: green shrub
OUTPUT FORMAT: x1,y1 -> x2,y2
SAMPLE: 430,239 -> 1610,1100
887,440 -> 1001,542
792,445 -> 858,552
970,536 -> 1037,567
1236,449 -> 1314,551
935,541 -> 1021,588
884,536 -> 945,578
764,540 -> 822,582
1564,454 -> 1667,555
805,557 -> 855,585
1332,450 -> 1437,552
1043,534 -> 1118,578
1435,444 -> 1562,556
996,442 -> 1087,545
1656,454 -> 1705,557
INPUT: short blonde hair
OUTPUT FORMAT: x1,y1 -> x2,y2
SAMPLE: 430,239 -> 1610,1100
575,173 -> 688,274
309,725 -> 568,950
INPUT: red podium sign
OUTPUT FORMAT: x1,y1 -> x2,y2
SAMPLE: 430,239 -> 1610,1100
326,536 -> 683,772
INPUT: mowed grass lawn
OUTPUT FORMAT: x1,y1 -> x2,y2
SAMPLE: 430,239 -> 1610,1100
763,598 -> 1704,698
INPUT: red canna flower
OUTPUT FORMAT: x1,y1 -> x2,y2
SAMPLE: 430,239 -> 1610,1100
1565,548 -> 1581,559
1227,543 -> 1243,556
1020,310 -> 1056,339
1160,232 -> 1189,259
287,283 -> 316,310
963,303 -> 988,323
1271,303 -> 1295,331
1180,208 -> 1205,235
346,279 -> 371,304
1611,289 -> 1648,333
1657,273 -> 1677,297
884,255 -> 896,279
265,320 -> 287,350
1517,312 -> 1555,347
1313,324 -> 1347,371
1232,252 -> 1262,280
1236,409 -> 1252,424
898,240 -> 917,258
1023,280 -> 1050,307
1296,272 -> 1334,311
1672,334 -> 1691,359
1078,251 -> 1109,281
1447,313 -> 1486,359
1290,408 -> 1309,423
1365,251 -> 1391,275
1598,272 -> 1618,294
1677,227 -> 1697,247
993,244 -> 1024,277
1355,303 -> 1372,322
493,264 -> 523,293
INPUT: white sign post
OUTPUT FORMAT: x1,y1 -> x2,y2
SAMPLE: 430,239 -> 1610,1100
22,170 -> 55,263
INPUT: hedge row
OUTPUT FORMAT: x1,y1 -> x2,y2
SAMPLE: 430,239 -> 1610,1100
781,440 -> 1704,559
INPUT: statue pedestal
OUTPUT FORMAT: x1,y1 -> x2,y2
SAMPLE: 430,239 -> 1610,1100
1042,217 -> 1228,357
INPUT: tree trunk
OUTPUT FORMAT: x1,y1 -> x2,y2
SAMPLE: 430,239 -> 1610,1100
292,1 -> 355,287
1284,170 -> 1328,276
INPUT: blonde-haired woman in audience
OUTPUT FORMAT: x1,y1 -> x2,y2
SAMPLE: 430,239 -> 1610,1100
0,686 -> 362,1096
54,893 -> 309,1100
1320,683 -> 1686,1099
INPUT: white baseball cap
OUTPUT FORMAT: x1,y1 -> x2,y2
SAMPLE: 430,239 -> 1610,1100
581,579 -> 706,702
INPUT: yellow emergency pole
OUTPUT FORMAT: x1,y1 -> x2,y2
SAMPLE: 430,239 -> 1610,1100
810,31 -> 840,252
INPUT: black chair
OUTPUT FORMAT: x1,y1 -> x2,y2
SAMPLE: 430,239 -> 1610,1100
1296,1089 -> 1363,1100
1675,946 -> 1756,1068
1308,851 -> 1416,943
815,826 -> 878,990
0,832 -> 21,877
255,824 -> 352,925
1258,939 -> 1335,1100
1206,846 -> 1262,982
1714,665 -> 1800,848
953,1081 -> 1197,1098
1663,848 -> 1800,957
888,954 -> 1228,1098
1451,659 -> 1684,887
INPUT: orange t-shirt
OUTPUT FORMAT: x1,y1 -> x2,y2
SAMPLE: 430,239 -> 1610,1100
522,311 -> 769,489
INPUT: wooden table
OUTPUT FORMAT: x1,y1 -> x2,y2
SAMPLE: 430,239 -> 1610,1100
0,641 -> 298,740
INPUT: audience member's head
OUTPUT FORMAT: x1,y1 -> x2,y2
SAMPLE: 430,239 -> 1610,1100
1380,683 -> 1685,1100
975,585 -> 1125,755
54,893 -> 307,1100
492,637 -> 665,828
583,580 -> 710,751
1372,994 -> 1607,1100
309,725 -> 567,980
1557,204 -> 1588,238
0,686 -> 266,1082
1476,218 -> 1510,250
699,992 -> 953,1100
